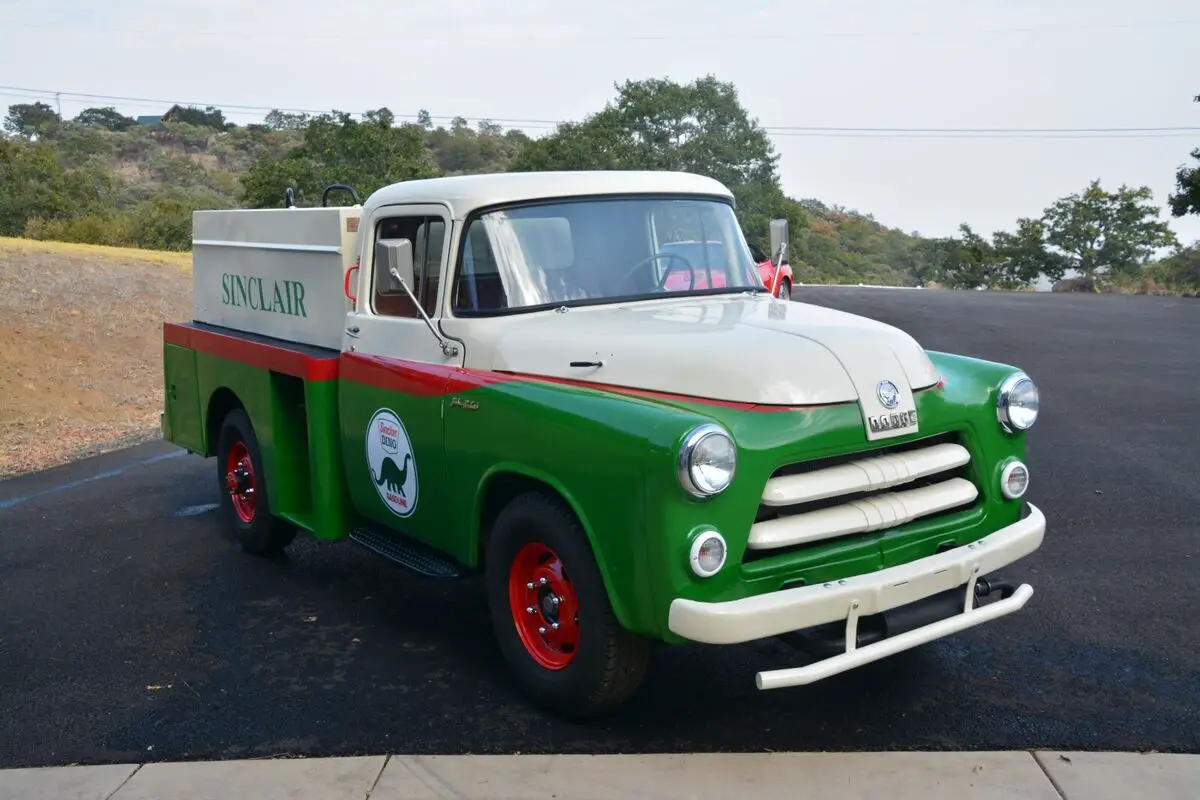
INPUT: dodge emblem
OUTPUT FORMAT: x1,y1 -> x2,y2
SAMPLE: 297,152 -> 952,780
876,380 -> 900,409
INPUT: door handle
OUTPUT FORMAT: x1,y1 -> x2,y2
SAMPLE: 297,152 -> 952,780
346,325 -> 360,338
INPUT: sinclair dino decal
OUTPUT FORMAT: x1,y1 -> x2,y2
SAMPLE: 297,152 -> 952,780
365,408 -> 419,518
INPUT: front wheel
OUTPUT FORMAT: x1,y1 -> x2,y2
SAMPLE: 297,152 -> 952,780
485,491 -> 652,718
215,408 -> 296,556
776,277 -> 791,299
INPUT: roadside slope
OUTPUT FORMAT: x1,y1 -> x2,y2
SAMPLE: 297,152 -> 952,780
0,237 -> 191,478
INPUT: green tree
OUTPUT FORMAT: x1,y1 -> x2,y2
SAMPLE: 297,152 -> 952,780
938,224 -> 1000,289
263,109 -> 310,131
74,107 -> 137,132
1146,243 -> 1200,292
1041,179 -> 1177,280
129,196 -> 201,250
991,217 -> 1068,288
0,139 -> 115,235
4,102 -> 61,139
424,117 -> 530,175
511,75 -> 805,254
53,123 -> 118,168
1170,149 -> 1200,218
1167,94 -> 1200,218
910,236 -> 959,286
241,109 -> 440,208
0,139 -> 66,234
163,105 -> 230,131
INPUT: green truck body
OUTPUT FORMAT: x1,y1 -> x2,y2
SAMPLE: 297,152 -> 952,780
161,171 -> 1046,716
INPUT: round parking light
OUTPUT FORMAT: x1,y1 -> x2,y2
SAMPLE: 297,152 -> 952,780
689,531 -> 727,578
1000,460 -> 1030,500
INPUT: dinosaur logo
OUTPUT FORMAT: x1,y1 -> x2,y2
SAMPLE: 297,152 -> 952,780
365,408 -> 418,517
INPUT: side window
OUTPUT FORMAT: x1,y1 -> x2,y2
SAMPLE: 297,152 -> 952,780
373,215 -> 445,318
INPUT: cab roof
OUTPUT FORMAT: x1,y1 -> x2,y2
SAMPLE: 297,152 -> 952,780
360,170 -> 736,220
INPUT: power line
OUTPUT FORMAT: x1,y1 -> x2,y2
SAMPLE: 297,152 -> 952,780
8,18 -> 1200,41
3,85 -> 1198,139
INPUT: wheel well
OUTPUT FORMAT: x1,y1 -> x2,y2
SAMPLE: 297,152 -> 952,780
205,388 -> 244,456
477,472 -> 577,570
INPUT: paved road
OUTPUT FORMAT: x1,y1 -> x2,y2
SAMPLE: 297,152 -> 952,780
0,288 -> 1196,769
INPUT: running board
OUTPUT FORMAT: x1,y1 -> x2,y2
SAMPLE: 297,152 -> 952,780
349,525 -> 470,578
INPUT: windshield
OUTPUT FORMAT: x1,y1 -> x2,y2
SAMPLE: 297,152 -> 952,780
450,195 -> 765,315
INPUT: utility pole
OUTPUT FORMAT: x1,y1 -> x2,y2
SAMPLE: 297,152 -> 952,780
54,92 -> 61,116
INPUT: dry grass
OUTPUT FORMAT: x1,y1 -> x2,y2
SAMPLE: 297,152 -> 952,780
0,237 -> 193,478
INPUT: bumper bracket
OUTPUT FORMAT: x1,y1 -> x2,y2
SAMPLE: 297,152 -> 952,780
666,502 -> 1046,691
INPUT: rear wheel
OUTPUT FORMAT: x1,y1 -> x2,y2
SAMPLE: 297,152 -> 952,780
485,491 -> 652,718
776,277 -> 791,299
215,408 -> 296,556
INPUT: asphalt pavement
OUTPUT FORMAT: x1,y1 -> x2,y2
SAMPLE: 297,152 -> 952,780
0,287 -> 1196,769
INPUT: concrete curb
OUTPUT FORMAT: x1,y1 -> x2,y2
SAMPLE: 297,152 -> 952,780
0,751 -> 1195,799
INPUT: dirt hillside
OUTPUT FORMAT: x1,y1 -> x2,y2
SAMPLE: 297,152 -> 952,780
0,238 -> 192,478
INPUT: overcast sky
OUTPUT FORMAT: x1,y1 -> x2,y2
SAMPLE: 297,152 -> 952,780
2,0 -> 1198,246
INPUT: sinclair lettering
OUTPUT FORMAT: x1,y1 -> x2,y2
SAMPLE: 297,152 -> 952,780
220,273 -> 308,318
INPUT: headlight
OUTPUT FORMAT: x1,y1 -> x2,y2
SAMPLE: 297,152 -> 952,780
678,423 -> 736,497
997,372 -> 1039,432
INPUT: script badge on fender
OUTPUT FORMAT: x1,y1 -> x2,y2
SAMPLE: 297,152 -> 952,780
365,408 -> 419,518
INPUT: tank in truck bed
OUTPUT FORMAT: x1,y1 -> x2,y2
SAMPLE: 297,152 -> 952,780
191,206 -> 361,350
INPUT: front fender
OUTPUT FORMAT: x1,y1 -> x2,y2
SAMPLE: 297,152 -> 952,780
444,377 -> 704,636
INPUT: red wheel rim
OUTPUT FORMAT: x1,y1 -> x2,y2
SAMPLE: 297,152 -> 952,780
507,542 -> 580,670
224,441 -> 257,524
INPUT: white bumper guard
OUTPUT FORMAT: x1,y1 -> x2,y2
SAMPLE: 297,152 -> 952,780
667,503 -> 1046,690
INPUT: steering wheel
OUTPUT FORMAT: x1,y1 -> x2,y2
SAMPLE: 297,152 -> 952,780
617,252 -> 697,294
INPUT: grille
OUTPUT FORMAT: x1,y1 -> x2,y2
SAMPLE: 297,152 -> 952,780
745,432 -> 979,561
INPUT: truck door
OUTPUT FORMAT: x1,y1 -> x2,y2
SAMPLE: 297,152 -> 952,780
337,203 -> 463,547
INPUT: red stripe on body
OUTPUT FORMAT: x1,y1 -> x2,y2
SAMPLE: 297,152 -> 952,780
340,353 -> 822,412
163,323 -> 340,381
340,352 -> 514,396
497,371 -> 789,412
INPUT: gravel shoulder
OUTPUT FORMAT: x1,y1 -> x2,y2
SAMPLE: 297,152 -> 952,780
0,237 -> 191,478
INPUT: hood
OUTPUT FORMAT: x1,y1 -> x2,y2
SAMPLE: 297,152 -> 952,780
478,294 -> 941,437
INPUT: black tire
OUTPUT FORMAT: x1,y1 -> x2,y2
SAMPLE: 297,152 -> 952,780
777,278 -> 791,299
215,408 -> 297,556
485,491 -> 653,718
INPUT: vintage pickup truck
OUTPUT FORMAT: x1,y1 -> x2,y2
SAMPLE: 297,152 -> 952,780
160,170 -> 1045,718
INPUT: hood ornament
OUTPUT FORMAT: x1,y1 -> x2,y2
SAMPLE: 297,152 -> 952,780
876,380 -> 900,409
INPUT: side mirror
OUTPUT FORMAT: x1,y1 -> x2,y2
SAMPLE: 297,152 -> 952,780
376,238 -> 414,294
769,218 -> 789,265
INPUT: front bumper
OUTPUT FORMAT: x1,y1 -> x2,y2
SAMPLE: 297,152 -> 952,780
667,502 -> 1046,690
